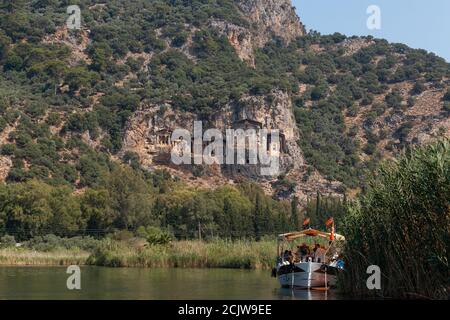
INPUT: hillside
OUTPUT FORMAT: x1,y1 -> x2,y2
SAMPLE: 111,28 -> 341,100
0,0 -> 449,218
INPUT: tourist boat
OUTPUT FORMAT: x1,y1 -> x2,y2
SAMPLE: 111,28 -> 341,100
273,229 -> 345,289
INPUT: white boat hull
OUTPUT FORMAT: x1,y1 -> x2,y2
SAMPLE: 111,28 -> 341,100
276,262 -> 337,289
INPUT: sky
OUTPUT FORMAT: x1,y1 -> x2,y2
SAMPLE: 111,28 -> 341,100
292,0 -> 450,62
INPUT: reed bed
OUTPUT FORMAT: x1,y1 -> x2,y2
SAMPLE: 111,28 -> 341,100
341,140 -> 449,299
0,239 -> 276,270
86,239 -> 276,270
0,247 -> 90,266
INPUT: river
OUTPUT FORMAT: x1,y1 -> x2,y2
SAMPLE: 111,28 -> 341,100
0,266 -> 341,300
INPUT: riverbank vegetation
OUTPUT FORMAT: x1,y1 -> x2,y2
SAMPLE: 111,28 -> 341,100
0,167 -> 294,241
341,140 -> 449,299
86,238 -> 275,269
0,235 -> 275,270
0,163 -> 348,242
0,247 -> 89,266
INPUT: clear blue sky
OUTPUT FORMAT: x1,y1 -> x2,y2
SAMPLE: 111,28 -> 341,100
292,0 -> 450,61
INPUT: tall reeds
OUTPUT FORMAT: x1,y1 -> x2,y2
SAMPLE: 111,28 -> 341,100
86,239 -> 275,269
0,247 -> 89,266
341,140 -> 449,299
0,238 -> 276,270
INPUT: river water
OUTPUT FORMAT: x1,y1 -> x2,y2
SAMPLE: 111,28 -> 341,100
0,267 -> 340,300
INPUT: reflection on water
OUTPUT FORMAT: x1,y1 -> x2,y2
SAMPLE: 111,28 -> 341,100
0,267 -> 341,300
275,288 -> 339,300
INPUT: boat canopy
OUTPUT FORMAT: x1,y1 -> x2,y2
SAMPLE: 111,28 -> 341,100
278,229 -> 345,242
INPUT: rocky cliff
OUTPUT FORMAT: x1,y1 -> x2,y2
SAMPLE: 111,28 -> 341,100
122,89 -> 341,201
212,0 -> 305,65
237,0 -> 305,45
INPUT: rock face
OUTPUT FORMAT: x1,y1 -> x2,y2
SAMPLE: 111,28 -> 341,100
212,0 -> 305,65
0,156 -> 12,181
210,20 -> 255,65
214,91 -> 305,174
237,0 -> 305,46
122,90 -> 341,200
123,91 -> 303,173
122,105 -> 197,169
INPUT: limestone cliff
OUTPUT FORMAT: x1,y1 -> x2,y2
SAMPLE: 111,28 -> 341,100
121,90 -> 341,201
212,0 -> 305,65
237,0 -> 305,46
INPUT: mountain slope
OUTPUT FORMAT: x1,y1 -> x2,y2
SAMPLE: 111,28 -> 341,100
0,0 -> 449,203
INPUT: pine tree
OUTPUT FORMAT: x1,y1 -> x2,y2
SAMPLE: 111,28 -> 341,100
291,196 -> 299,230
253,193 -> 264,240
264,203 -> 274,235
223,197 -> 233,239
313,191 -> 321,227
1,0 -> 25,13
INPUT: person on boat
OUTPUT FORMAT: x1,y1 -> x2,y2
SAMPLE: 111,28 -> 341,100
313,243 -> 320,255
312,243 -> 322,262
298,243 -> 310,262
283,250 -> 290,263
336,259 -> 345,270
295,246 -> 301,262
287,250 -> 295,264
314,245 -> 326,263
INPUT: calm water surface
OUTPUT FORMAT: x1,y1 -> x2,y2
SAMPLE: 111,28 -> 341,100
0,267 -> 341,300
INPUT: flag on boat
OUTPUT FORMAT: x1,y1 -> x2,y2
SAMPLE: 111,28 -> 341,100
330,224 -> 335,241
303,218 -> 311,226
325,217 -> 335,240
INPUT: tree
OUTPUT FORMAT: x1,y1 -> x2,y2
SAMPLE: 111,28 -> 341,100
385,90 -> 403,109
88,42 -> 113,72
253,193 -> 264,240
106,166 -> 154,230
0,31 -> 11,61
291,196 -> 299,230
411,81 -> 425,95
0,180 -> 53,240
48,186 -> 85,236
1,0 -> 26,13
443,89 -> 450,102
65,67 -> 98,93
310,84 -> 328,100
81,189 -> 116,233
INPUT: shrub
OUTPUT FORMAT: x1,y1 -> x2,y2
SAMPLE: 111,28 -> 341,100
385,90 -> 403,109
411,81 -> 425,95
0,143 -> 16,156
111,230 -> 134,241
443,101 -> 450,113
443,89 -> 450,101
137,226 -> 173,246
407,97 -> 416,108
0,235 -> 16,248
363,142 -> 377,155
310,85 -> 328,100
23,235 -> 103,252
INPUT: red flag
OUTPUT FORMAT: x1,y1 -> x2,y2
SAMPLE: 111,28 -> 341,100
330,224 -> 335,241
303,218 -> 310,226
325,217 -> 334,227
